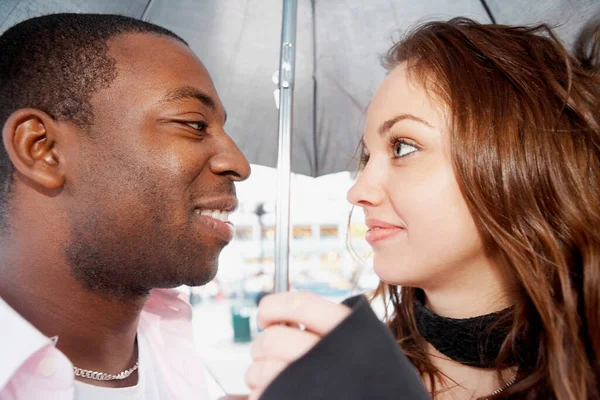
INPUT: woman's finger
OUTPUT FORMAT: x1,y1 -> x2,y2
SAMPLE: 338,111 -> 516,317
251,324 -> 320,362
257,291 -> 351,335
245,359 -> 288,392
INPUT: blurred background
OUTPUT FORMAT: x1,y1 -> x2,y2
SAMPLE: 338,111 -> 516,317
190,165 -> 374,394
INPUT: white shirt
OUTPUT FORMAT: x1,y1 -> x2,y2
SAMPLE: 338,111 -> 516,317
73,329 -> 167,399
0,289 -> 213,400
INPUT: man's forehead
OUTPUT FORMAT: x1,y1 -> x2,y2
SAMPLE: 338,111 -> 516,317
107,32 -> 214,90
108,32 -> 191,59
103,32 -> 222,106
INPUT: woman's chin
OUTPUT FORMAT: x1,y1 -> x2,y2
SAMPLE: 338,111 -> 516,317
373,262 -> 425,288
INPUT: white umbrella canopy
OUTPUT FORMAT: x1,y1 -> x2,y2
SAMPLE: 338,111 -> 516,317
2,0 -> 598,177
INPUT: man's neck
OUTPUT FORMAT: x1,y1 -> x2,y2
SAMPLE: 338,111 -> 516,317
0,241 -> 147,387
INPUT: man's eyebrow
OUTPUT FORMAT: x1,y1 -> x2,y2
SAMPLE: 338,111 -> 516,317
378,113 -> 433,136
160,85 -> 227,123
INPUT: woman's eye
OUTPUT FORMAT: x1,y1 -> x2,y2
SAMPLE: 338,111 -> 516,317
186,121 -> 208,131
393,140 -> 418,158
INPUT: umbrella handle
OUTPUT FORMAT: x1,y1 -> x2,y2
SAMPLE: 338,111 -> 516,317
274,0 -> 298,294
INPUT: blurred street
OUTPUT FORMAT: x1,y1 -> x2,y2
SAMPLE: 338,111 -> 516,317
193,299 -> 253,395
191,294 -> 360,396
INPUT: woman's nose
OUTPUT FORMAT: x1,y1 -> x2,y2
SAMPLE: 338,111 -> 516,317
346,164 -> 385,208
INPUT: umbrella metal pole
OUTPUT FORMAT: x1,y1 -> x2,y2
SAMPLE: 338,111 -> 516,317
274,0 -> 298,293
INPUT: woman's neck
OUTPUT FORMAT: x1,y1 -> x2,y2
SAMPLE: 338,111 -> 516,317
425,344 -> 517,400
421,256 -> 515,318
414,257 -> 518,398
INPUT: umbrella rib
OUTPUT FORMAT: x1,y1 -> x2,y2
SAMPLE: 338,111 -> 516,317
140,0 -> 155,21
479,0 -> 497,24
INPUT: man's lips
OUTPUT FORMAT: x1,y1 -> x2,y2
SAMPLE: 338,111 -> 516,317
193,211 -> 235,242
364,218 -> 405,244
194,197 -> 238,213
193,196 -> 238,242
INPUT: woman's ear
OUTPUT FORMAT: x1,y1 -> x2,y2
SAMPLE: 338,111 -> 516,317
2,108 -> 65,191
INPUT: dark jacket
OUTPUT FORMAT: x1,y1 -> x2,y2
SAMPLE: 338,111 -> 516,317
260,295 -> 431,399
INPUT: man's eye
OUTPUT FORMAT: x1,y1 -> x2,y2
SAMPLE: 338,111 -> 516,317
186,121 -> 208,131
393,140 -> 418,158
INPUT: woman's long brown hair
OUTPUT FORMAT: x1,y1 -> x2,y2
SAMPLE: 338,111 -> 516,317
371,18 -> 600,399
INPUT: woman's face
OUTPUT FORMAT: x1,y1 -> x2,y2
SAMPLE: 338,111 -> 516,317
347,63 -> 490,290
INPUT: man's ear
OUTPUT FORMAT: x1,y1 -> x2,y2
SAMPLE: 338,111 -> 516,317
2,109 -> 65,191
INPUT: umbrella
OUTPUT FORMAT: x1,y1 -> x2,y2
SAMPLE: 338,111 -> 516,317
2,0 -> 597,177
2,0 -> 598,291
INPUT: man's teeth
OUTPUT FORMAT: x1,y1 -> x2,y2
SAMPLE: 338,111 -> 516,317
196,209 -> 229,222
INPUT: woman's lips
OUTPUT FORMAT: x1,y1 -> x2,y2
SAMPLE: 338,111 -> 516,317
364,218 -> 405,244
365,226 -> 404,244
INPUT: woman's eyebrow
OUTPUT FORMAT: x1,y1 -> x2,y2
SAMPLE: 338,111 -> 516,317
378,113 -> 434,137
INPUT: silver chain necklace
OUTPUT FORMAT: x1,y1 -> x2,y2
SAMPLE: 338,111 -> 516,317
73,359 -> 139,381
487,378 -> 516,398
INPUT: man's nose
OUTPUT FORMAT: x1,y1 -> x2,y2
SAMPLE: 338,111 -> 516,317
209,134 -> 251,182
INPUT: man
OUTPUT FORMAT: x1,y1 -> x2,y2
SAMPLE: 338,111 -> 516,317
0,13 -> 250,399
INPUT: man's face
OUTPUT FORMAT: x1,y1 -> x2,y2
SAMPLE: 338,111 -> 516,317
64,33 -> 250,297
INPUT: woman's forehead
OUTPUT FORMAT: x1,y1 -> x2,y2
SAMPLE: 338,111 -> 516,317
365,66 -> 447,138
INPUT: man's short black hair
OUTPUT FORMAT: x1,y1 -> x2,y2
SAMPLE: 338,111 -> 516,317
0,13 -> 187,219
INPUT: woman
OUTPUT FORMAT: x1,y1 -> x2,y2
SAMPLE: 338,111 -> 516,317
245,18 -> 600,400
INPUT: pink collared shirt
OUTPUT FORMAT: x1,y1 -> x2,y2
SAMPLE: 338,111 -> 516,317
0,288 -> 212,400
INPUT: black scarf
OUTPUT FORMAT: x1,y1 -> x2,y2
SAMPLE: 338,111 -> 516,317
413,291 -> 514,368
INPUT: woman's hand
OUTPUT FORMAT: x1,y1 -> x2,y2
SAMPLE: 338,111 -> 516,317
246,291 -> 351,400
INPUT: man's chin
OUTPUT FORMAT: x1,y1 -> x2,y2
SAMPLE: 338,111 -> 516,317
175,262 -> 219,288
177,274 -> 217,288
